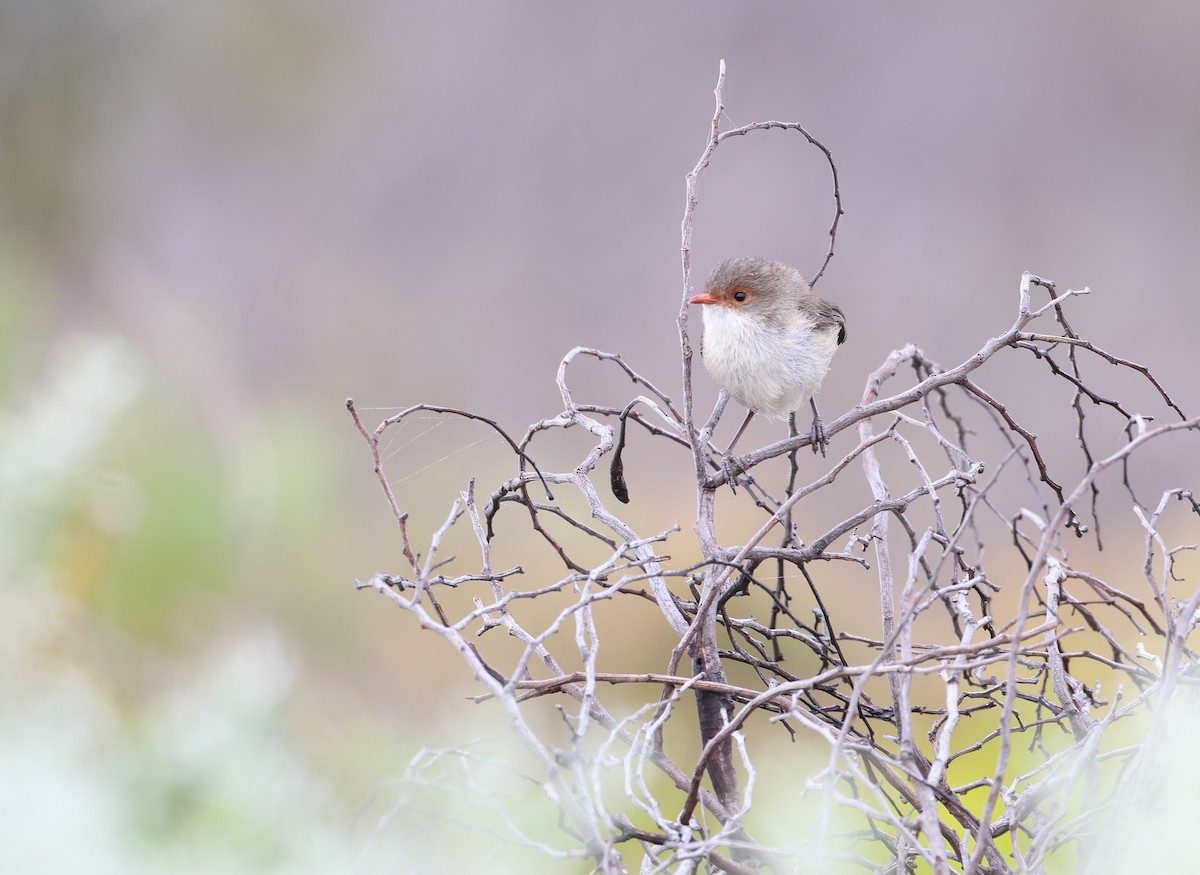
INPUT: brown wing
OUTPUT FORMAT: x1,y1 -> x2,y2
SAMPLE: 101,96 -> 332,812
813,299 -> 846,345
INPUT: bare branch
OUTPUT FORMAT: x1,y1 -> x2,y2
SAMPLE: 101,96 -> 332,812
347,62 -> 1200,875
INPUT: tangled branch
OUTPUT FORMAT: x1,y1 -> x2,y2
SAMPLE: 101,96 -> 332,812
348,62 -> 1199,875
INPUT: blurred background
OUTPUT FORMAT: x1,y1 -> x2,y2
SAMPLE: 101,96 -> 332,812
3,2 -> 1199,872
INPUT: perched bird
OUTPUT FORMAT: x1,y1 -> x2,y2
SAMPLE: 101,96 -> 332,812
689,257 -> 846,456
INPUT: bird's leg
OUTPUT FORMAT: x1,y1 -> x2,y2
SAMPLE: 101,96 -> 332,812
725,409 -> 756,457
719,410 -> 756,492
808,397 -> 828,456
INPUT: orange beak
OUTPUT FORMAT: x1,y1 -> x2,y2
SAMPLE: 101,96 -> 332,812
688,293 -> 719,305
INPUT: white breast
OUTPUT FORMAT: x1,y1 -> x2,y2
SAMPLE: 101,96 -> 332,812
700,305 -> 840,419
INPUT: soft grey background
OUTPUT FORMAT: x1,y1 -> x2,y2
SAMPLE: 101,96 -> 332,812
8,4 -> 1198,424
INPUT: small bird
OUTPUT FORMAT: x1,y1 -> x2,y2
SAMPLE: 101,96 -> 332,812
689,257 -> 846,457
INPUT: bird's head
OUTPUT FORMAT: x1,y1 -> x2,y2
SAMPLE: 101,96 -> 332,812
688,257 -> 807,323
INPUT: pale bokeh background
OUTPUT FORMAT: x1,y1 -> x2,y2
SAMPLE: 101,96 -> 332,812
3,3 -> 1199,872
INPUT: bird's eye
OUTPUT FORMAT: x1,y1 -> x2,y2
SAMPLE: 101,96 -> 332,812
732,288 -> 749,303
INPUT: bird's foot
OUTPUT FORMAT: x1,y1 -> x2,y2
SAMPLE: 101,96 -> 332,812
809,411 -> 829,457
720,452 -> 748,494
